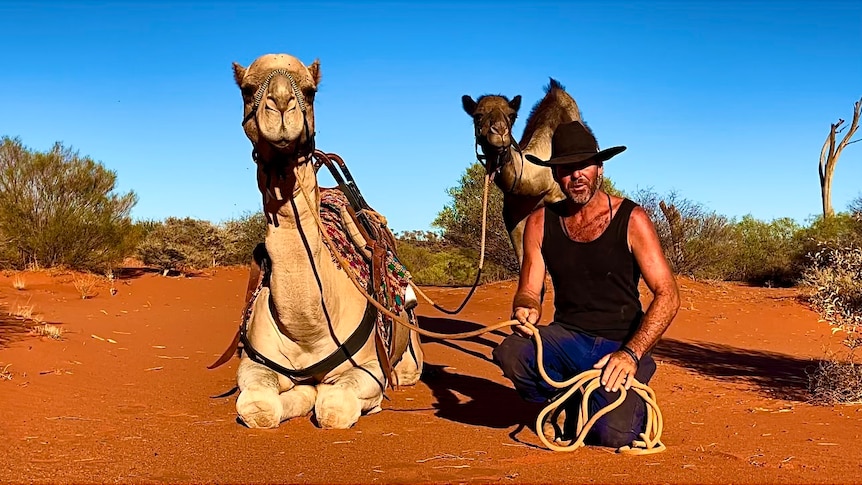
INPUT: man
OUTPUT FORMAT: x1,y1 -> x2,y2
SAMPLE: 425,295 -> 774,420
492,120 -> 680,448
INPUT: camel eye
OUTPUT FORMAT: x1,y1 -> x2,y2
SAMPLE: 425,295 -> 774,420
241,86 -> 256,98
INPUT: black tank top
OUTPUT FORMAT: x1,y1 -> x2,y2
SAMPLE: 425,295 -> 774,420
542,197 -> 643,341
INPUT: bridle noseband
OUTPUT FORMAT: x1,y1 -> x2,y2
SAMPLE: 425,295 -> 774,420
242,68 -> 315,162
473,110 -> 524,191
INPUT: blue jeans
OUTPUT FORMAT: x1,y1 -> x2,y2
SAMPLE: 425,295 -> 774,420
492,323 -> 657,448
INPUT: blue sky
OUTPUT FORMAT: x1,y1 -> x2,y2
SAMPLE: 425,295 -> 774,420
1,1 -> 860,233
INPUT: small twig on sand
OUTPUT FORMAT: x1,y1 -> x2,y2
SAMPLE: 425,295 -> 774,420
45,416 -> 101,421
416,453 -> 474,463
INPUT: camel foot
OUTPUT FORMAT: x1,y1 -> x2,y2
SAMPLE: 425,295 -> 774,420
315,385 -> 362,429
237,390 -> 283,429
367,404 -> 382,415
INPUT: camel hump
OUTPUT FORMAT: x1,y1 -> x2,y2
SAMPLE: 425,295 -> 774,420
545,78 -> 566,93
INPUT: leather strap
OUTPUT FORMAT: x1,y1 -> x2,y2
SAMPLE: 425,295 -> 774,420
240,291 -> 378,381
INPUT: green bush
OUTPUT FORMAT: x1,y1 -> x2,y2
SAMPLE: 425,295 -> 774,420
220,211 -> 267,265
136,217 -> 223,274
848,193 -> 862,220
729,216 -> 801,286
795,213 -> 862,257
0,137 -> 137,271
630,188 -> 735,279
433,163 -> 516,272
395,231 -> 512,286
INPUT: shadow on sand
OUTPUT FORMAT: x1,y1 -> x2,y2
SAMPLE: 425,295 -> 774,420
415,315 -> 543,444
416,315 -> 509,364
653,338 -> 818,402
0,314 -> 31,348
414,316 -> 821,435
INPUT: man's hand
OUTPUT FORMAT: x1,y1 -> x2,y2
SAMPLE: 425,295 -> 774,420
511,306 -> 539,337
593,350 -> 638,392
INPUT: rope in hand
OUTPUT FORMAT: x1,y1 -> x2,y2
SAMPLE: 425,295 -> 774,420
294,181 -> 665,454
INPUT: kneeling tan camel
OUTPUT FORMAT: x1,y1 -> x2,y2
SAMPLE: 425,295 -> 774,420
231,53 -> 423,429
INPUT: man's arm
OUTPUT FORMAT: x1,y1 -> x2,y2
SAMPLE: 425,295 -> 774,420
510,209 -> 546,337
626,206 -> 680,357
594,206 -> 680,391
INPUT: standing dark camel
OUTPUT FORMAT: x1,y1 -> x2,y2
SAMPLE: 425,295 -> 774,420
462,79 -> 582,266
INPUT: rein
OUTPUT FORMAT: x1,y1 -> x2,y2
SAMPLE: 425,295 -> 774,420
421,115 -> 528,315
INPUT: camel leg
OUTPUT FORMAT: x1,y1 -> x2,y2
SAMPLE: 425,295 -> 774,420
393,287 -> 423,386
508,217 -> 527,268
393,319 -> 424,386
236,358 -> 316,429
315,361 -> 385,429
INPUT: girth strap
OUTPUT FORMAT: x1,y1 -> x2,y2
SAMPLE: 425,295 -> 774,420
239,292 -> 378,381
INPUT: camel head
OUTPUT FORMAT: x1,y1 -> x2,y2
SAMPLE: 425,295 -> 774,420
233,54 -> 321,163
462,94 -> 522,165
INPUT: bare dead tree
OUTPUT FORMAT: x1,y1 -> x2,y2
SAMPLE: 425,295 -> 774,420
819,97 -> 862,218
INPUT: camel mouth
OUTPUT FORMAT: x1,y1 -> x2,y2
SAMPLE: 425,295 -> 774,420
484,135 -> 509,147
268,139 -> 296,152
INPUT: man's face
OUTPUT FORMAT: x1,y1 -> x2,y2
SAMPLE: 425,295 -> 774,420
553,160 -> 603,205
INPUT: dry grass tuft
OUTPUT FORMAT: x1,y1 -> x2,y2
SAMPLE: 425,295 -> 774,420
12,273 -> 26,290
9,299 -> 35,320
808,354 -> 862,405
30,323 -> 64,340
73,274 -> 99,299
0,363 -> 12,381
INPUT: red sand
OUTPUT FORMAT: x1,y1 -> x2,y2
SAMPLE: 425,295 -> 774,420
1,267 -> 860,484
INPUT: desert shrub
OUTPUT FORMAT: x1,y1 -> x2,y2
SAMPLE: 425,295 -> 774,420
795,214 -> 862,255
848,193 -> 862,220
136,217 -> 223,274
220,211 -> 267,265
807,355 -> 862,404
0,137 -> 138,271
801,243 -> 862,403
433,163 -> 516,273
801,244 -> 862,341
630,188 -> 735,279
728,216 -> 801,286
600,175 -> 625,198
396,231 -> 512,286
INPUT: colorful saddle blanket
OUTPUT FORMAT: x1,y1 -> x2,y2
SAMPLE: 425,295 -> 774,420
319,188 -> 411,356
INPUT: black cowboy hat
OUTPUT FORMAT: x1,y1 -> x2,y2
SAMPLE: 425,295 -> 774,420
525,120 -> 626,167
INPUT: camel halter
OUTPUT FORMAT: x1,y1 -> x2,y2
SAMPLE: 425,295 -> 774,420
473,110 -> 526,194
242,68 -> 314,162
291,156 -> 665,455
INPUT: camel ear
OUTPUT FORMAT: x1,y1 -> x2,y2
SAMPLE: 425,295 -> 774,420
509,95 -> 522,112
232,62 -> 247,88
462,95 -> 478,116
307,59 -> 322,87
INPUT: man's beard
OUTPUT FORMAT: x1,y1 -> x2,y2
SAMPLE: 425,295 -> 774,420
565,173 -> 603,205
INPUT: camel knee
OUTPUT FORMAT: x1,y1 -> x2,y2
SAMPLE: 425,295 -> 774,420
315,384 -> 365,429
237,388 -> 283,429
394,327 -> 423,386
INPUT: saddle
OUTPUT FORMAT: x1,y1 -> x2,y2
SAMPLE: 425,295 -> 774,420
209,152 -> 411,388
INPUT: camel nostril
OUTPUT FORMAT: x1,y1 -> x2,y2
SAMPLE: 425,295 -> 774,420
490,123 -> 509,136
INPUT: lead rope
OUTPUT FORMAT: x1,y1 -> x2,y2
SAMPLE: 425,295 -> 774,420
407,171 -> 492,315
294,180 -> 665,454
